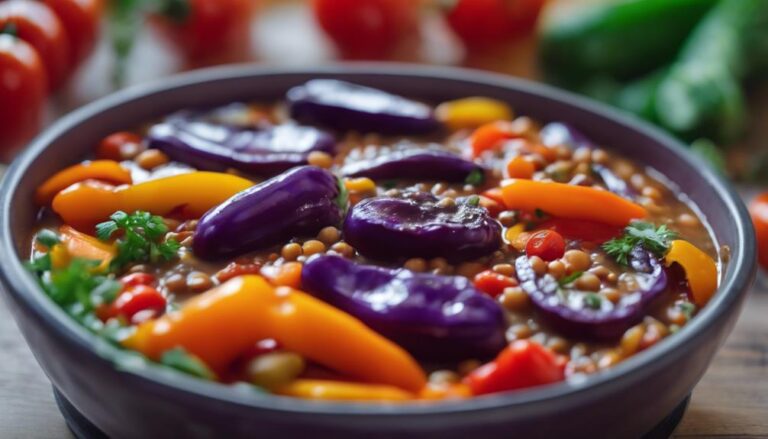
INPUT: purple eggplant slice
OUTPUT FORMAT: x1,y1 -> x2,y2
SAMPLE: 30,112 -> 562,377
540,122 -> 595,150
343,191 -> 501,262
341,145 -> 483,182
302,254 -> 506,359
147,119 -> 336,177
193,166 -> 344,260
592,164 -> 637,199
287,79 -> 440,135
515,246 -> 668,340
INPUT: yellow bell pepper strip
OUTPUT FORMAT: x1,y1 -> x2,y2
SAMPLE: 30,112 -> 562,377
51,172 -> 253,231
59,225 -> 116,271
276,379 -> 414,402
49,243 -> 72,270
36,160 -> 132,205
419,382 -> 472,401
665,240 -> 718,306
123,275 -> 427,392
501,179 -> 648,227
435,97 -> 513,130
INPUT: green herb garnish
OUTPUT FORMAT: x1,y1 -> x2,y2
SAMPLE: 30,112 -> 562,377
558,271 -> 583,287
335,177 -> 349,214
466,195 -> 480,207
160,348 -> 217,380
584,293 -> 602,310
96,211 -> 180,270
465,169 -> 485,186
602,221 -> 677,265
677,302 -> 696,320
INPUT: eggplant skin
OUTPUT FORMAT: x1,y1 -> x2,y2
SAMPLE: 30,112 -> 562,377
148,120 -> 336,177
341,147 -> 483,182
515,246 -> 668,340
287,79 -> 441,135
193,166 -> 342,260
343,191 -> 502,263
302,254 -> 506,360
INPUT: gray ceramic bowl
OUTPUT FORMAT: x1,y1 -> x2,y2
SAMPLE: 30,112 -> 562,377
0,65 -> 756,439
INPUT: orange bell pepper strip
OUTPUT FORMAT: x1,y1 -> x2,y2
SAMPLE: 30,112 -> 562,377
51,172 -> 253,231
500,179 -> 647,227
470,121 -> 520,158
36,160 -> 132,205
665,240 -> 718,306
58,225 -> 116,271
276,379 -> 414,402
123,275 -> 427,392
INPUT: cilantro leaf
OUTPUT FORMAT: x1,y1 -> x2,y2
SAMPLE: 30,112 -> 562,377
465,169 -> 485,187
584,293 -> 602,310
160,348 -> 216,380
603,221 -> 677,265
558,271 -> 583,287
96,211 -> 180,270
465,195 -> 480,207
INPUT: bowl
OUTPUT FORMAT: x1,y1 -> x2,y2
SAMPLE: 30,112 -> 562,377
0,65 -> 756,439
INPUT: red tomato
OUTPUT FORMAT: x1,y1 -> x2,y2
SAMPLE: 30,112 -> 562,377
109,285 -> 166,324
41,0 -> 103,65
525,230 -> 565,261
95,131 -> 144,161
0,34 -> 46,157
120,272 -> 157,287
464,340 -> 565,395
151,0 -> 256,64
749,193 -> 768,270
537,219 -> 622,244
473,270 -> 517,298
0,1 -> 72,90
446,0 -> 545,49
312,0 -> 419,59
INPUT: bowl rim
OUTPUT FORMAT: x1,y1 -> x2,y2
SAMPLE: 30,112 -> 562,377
0,63 -> 756,417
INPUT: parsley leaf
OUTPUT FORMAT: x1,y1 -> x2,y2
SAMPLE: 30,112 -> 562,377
584,293 -> 602,310
465,195 -> 480,207
465,169 -> 485,187
602,221 -> 677,265
558,271 -> 583,287
160,348 -> 217,380
96,211 -> 180,270
677,302 -> 696,320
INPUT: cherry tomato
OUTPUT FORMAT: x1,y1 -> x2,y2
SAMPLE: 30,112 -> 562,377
96,131 -> 144,161
525,229 -> 565,261
0,34 -> 46,157
446,0 -> 546,49
749,193 -> 768,270
464,340 -> 565,395
0,1 -> 72,90
41,0 -> 103,65
473,270 -> 517,298
536,219 -> 622,244
120,272 -> 157,287
151,0 -> 256,64
312,0 -> 419,59
108,285 -> 167,324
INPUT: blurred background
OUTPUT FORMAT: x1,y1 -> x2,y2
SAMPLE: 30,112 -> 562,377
1,0 -> 766,181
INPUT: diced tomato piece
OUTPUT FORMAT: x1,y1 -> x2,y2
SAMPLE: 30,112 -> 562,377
120,272 -> 156,287
537,218 -> 622,244
464,340 -> 565,395
108,285 -> 166,324
473,270 -> 517,298
214,261 -> 262,283
525,230 -> 565,261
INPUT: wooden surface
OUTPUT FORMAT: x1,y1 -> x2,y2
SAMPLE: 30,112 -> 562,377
1,1 -> 767,437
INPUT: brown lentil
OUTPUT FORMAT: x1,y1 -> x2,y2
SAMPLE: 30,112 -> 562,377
547,260 -> 566,279
307,151 -> 333,168
599,287 -> 621,303
330,242 -> 355,258
316,226 -> 341,246
135,149 -> 170,170
500,287 -> 529,312
302,240 -> 326,256
186,272 -> 213,292
436,197 -> 456,209
456,262 -> 485,278
404,258 -> 428,273
281,243 -> 302,261
491,263 -> 515,277
575,273 -> 601,291
163,273 -> 186,293
246,352 -> 305,389
528,256 -> 546,276
677,213 -> 700,227
564,250 -> 591,272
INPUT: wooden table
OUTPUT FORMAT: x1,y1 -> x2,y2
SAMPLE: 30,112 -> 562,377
1,1 -> 766,437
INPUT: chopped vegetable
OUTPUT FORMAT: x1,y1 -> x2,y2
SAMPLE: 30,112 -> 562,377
525,230 -> 566,262
665,240 -> 718,306
469,121 -> 522,158
96,211 -> 180,270
98,284 -> 166,324
603,221 -> 677,265
536,219 -> 622,244
123,275 -> 427,391
277,379 -> 413,402
473,270 -> 518,298
160,347 -> 217,380
35,160 -> 132,205
501,179 -> 647,227
51,171 -> 253,230
557,271 -> 583,288
435,97 -> 513,130
59,225 -> 117,271
464,340 -> 565,395
506,156 -> 535,179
